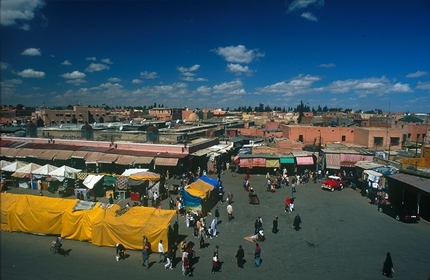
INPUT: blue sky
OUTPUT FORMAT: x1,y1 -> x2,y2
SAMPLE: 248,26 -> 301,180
1,0 -> 430,113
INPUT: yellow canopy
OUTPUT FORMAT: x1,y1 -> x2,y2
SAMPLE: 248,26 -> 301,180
0,193 -> 19,231
186,180 -> 214,199
7,195 -> 77,235
129,171 -> 160,181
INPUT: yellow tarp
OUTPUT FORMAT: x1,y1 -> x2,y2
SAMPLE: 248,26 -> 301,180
61,202 -> 104,241
129,171 -> 160,181
266,159 -> 280,168
91,206 -> 176,251
186,180 -> 214,199
0,193 -> 19,231
7,195 -> 77,235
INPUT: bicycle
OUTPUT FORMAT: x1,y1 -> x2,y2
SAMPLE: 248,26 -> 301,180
50,241 -> 58,254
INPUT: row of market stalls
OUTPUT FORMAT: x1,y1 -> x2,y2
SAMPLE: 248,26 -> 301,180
0,192 -> 175,251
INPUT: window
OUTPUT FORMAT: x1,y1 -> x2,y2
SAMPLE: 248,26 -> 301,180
374,137 -> 383,146
298,135 -> 303,142
407,133 -> 411,138
390,137 -> 400,146
341,135 -> 346,141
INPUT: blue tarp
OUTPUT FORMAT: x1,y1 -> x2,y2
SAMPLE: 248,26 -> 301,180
196,176 -> 219,189
181,188 -> 202,207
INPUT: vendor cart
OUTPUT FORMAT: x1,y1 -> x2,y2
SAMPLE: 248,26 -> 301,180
249,188 -> 259,204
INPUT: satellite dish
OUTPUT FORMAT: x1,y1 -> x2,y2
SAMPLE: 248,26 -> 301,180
119,126 -> 123,131
176,120 -> 180,124
59,124 -> 63,129
183,119 -> 186,123
93,122 -> 97,126
130,120 -> 133,124
107,123 -> 112,127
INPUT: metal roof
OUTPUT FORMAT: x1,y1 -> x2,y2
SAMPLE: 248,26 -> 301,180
389,173 -> 430,195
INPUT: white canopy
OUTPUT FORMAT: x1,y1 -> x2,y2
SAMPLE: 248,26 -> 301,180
1,161 -> 29,172
83,174 -> 104,189
12,163 -> 42,178
48,165 -> 82,179
31,164 -> 59,176
121,168 -> 149,176
0,160 -> 12,169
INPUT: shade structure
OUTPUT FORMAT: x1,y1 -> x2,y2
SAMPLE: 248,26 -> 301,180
48,165 -> 82,179
1,161 -> 29,172
129,171 -> 160,181
12,163 -> 42,178
54,150 -> 74,161
325,154 -> 341,169
0,147 -> 21,158
121,168 -> 149,176
38,150 -> 60,161
115,155 -> 135,165
31,164 -> 58,176
296,156 -> 314,165
1,193 -> 19,231
61,202 -> 104,241
280,158 -> 295,164
239,158 -> 252,168
83,175 -> 104,189
154,157 -> 179,167
97,153 -> 118,164
266,159 -> 280,168
252,158 -> 266,167
182,177 -> 219,215
0,160 -> 11,169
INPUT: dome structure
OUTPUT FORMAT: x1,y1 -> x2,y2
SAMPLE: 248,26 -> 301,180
187,113 -> 199,122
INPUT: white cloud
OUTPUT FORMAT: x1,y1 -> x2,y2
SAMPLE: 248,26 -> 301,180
61,60 -> 71,65
132,79 -> 143,84
416,81 -> 430,92
140,71 -> 158,79
324,76 -> 413,94
1,79 -> 23,87
108,77 -> 121,82
92,82 -> 124,90
288,0 -> 324,12
257,74 -> 321,95
177,64 -> 207,81
213,80 -> 246,95
318,63 -> 335,68
1,0 -> 45,30
1,62 -> 10,70
66,79 -> 86,86
301,12 -> 318,21
213,45 -> 265,64
21,47 -> 41,56
85,63 -> 110,72
60,71 -> 86,79
101,58 -> 113,64
406,71 -> 427,78
227,63 -> 254,76
86,57 -> 96,61
17,68 -> 45,78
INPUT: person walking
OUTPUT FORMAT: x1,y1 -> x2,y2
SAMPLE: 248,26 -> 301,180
382,252 -> 394,277
235,245 -> 245,268
290,196 -> 295,212
157,240 -> 165,263
164,246 -> 173,270
182,251 -> 189,276
169,198 -> 174,210
215,206 -> 220,224
227,204 -> 233,221
211,252 -> 220,274
142,245 -> 149,269
293,214 -> 301,231
272,216 -> 278,233
254,243 -> 261,267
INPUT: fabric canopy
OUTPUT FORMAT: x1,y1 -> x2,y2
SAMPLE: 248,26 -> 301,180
83,175 -> 104,189
340,154 -> 374,167
103,176 -> 116,187
129,171 -> 160,181
0,160 -> 11,169
182,178 -> 219,215
97,154 -> 118,164
115,155 -> 135,165
266,159 -> 279,168
133,156 -> 153,165
1,161 -> 29,172
38,150 -> 60,161
12,163 -> 42,178
280,158 -> 295,164
54,150 -> 74,161
1,193 -> 19,231
85,152 -> 103,164
296,157 -> 314,165
154,157 -> 179,167
252,158 -> 266,167
1,148 -> 20,158
325,154 -> 341,169
61,202 -> 104,241
31,164 -> 58,176
239,158 -> 252,168
121,168 -> 149,176
48,165 -> 82,179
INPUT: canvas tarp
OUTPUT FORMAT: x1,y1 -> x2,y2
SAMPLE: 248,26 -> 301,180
1,161 -> 29,172
48,165 -> 82,179
182,177 -> 219,215
0,193 -> 19,231
91,205 -> 176,251
7,195 -> 77,235
266,159 -> 279,168
129,171 -> 160,182
61,202 -> 104,241
83,175 -> 104,189
12,163 -> 42,178
325,153 -> 341,169
31,164 -> 58,176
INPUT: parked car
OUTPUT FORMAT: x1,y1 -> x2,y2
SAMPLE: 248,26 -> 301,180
377,203 -> 420,222
321,176 -> 346,192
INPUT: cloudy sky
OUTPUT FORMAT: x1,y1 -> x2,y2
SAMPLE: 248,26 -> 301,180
1,0 -> 429,112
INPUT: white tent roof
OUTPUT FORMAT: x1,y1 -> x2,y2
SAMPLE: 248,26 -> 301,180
12,163 -> 42,178
32,164 -> 59,176
1,161 -> 29,172
0,160 -> 12,169
48,165 -> 82,177
121,168 -> 149,176
83,174 -> 104,189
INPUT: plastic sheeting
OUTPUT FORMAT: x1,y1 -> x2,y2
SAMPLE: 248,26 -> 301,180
129,171 -> 160,181
0,193 -> 19,231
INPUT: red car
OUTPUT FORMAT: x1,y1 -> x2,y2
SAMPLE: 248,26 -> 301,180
321,176 -> 346,192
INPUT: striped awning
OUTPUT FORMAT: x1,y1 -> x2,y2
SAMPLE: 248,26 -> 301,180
39,150 -> 60,160
54,150 -> 74,161
340,154 -> 374,167
85,152 -> 103,164
97,153 -> 119,164
154,157 -> 179,167
133,156 -> 153,165
325,154 -> 341,169
296,156 -> 314,165
115,155 -> 135,165
14,148 -> 34,158
252,158 -> 266,167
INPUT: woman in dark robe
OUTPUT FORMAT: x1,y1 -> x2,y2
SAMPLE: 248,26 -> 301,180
382,252 -> 393,277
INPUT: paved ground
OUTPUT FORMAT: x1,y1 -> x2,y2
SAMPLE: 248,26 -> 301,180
1,172 -> 430,280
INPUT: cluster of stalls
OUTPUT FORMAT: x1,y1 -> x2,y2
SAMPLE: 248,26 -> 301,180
0,192 -> 175,251
0,160 -> 164,203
